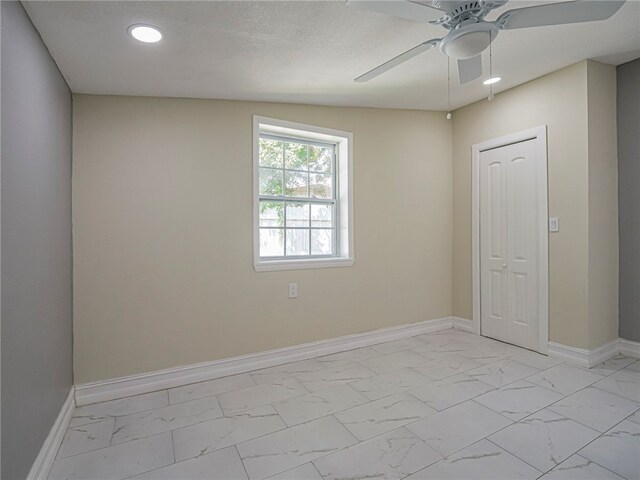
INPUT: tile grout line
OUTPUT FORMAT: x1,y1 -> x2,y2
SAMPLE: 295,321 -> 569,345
170,429 -> 176,464
167,373 -> 258,406
235,444 -> 252,480
118,437 -> 184,480
56,432 -> 172,468
531,453 -> 625,480
308,461 -> 325,479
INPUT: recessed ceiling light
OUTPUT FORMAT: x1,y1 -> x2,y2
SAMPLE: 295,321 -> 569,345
483,76 -> 502,85
128,24 -> 162,44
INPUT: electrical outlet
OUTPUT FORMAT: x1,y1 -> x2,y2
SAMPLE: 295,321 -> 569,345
288,282 -> 298,299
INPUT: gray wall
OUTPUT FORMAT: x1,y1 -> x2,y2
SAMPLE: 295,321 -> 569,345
618,58 -> 640,342
1,2 -> 73,478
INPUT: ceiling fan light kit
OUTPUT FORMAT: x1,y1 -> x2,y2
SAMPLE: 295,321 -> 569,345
439,21 -> 497,60
348,0 -> 626,84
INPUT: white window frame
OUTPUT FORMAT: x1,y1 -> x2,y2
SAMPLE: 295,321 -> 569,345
253,115 -> 354,272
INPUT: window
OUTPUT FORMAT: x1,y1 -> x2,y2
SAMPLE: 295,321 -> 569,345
253,116 -> 353,271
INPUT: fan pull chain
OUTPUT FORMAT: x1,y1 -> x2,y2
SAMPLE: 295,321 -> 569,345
446,56 -> 452,120
488,30 -> 495,101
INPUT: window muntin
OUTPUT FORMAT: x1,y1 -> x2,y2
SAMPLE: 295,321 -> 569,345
258,134 -> 337,259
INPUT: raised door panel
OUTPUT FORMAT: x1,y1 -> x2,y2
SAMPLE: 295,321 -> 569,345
480,149 -> 508,343
505,140 -> 539,350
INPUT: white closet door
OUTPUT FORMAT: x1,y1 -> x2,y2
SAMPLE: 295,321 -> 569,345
504,140 -> 539,350
479,147 -> 509,343
480,139 -> 539,350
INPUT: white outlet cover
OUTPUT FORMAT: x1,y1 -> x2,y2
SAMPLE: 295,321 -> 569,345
549,217 -> 559,232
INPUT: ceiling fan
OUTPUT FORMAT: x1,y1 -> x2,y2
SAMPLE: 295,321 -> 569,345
348,0 -> 625,84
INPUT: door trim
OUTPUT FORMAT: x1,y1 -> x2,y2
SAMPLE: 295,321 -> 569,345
472,126 -> 549,354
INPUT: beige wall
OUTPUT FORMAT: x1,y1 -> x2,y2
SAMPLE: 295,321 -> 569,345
74,61 -> 618,382
72,95 -> 453,383
452,61 -> 591,348
586,61 -> 619,349
452,60 -> 619,350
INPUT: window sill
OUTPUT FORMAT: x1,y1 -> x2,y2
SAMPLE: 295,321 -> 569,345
254,257 -> 354,272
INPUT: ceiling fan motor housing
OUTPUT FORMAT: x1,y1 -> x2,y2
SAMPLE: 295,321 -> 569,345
431,0 -> 479,14
439,21 -> 498,59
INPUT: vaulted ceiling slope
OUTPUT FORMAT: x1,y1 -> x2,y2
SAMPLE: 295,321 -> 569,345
23,0 -> 640,110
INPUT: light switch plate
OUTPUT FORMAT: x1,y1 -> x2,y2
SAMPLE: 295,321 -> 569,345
549,217 -> 559,232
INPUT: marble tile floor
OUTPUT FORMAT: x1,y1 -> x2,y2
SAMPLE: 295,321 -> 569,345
48,329 -> 640,480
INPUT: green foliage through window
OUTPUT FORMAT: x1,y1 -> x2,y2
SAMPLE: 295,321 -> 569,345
258,134 -> 337,258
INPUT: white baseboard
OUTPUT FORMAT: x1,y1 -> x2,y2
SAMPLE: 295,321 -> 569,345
588,339 -> 621,367
75,316 -> 454,406
549,337 -> 640,369
27,388 -> 75,480
452,317 -> 474,333
548,342 -> 591,368
619,338 -> 640,358
30,324 -> 640,478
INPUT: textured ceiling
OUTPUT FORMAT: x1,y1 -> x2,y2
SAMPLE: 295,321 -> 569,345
23,0 -> 640,110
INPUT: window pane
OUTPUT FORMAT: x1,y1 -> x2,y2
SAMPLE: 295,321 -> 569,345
311,204 -> 333,228
309,146 -> 332,173
260,228 -> 284,257
310,173 -> 332,199
259,138 -> 283,168
259,168 -> 283,196
286,203 -> 309,227
284,142 -> 308,170
311,229 -> 333,255
286,229 -> 310,256
285,171 -> 309,197
259,201 -> 284,227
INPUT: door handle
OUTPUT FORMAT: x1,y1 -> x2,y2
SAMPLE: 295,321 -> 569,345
502,263 -> 507,269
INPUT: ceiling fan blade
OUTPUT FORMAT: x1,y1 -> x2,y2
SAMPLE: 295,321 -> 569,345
355,39 -> 441,82
458,55 -> 482,84
497,0 -> 625,30
346,0 -> 444,23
